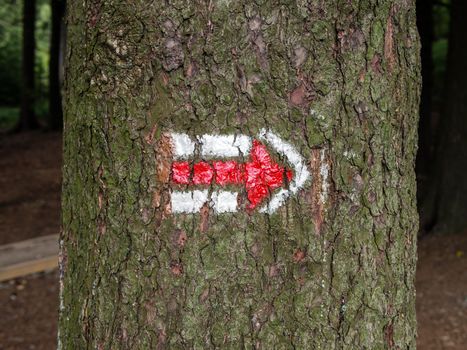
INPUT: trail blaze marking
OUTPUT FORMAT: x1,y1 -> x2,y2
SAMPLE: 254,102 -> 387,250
168,129 -> 310,214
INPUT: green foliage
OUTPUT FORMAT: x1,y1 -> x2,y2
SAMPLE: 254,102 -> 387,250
0,106 -> 19,129
432,38 -> 448,102
36,0 -> 51,101
0,0 -> 51,122
433,0 -> 450,40
431,0 -> 450,103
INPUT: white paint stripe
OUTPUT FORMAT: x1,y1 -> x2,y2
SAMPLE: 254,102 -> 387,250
199,134 -> 251,158
258,188 -> 289,214
171,190 -> 238,214
211,191 -> 238,213
171,190 -> 209,213
171,133 -> 195,158
257,129 -> 311,214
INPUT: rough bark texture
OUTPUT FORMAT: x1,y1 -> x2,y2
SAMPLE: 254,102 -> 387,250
18,0 -> 39,131
60,1 -> 420,349
421,0 -> 467,234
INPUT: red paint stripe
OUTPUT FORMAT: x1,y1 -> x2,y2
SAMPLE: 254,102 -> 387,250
170,140 -> 294,210
192,161 -> 214,185
213,160 -> 244,185
244,140 -> 289,209
172,161 -> 190,184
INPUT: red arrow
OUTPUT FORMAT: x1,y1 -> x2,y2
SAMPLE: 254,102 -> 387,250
171,140 -> 293,210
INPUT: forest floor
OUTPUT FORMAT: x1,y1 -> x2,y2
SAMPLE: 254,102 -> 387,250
0,131 -> 466,349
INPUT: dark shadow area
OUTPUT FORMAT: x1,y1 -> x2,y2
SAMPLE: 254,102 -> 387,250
416,0 -> 467,235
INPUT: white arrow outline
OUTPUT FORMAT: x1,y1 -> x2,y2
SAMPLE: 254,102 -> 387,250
199,134 -> 251,158
169,130 -> 310,214
171,190 -> 209,214
257,129 -> 311,214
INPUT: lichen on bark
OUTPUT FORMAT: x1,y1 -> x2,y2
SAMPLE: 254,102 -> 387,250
60,1 -> 420,349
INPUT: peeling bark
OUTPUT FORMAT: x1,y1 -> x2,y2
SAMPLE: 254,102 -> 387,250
309,148 -> 332,235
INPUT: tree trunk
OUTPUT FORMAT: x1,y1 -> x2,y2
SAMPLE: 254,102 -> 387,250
17,0 -> 39,131
60,1 -> 420,349
48,0 -> 65,130
422,0 -> 467,234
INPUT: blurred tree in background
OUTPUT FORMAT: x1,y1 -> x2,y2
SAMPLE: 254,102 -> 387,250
420,0 -> 467,234
416,0 -> 434,182
36,0 -> 52,121
431,0 -> 450,103
416,0 -> 450,183
18,0 -> 39,130
0,0 -> 52,130
48,0 -> 64,130
0,0 -> 22,107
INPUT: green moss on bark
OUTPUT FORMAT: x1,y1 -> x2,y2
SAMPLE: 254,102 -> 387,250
60,1 -> 420,349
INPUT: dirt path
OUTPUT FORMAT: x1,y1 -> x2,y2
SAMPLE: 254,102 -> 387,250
416,233 -> 467,349
0,132 -> 465,349
0,131 -> 62,245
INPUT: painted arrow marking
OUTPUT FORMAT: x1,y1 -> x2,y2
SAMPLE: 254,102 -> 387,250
169,129 -> 310,214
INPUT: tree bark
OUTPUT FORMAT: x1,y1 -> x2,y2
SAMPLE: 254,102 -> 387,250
421,0 -> 467,234
17,0 -> 39,131
60,1 -> 420,349
48,0 -> 65,130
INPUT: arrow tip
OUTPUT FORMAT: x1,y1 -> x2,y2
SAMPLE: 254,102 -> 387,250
245,140 -> 293,210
